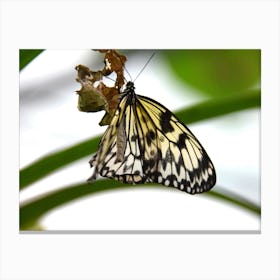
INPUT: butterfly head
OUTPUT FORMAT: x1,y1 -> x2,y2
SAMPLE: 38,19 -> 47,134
121,81 -> 137,105
122,81 -> 135,96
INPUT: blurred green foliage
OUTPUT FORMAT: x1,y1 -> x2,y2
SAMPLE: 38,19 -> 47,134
19,49 -> 44,70
163,50 -> 260,97
19,49 -> 261,230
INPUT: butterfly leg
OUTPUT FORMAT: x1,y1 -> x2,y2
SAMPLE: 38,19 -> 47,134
89,153 -> 97,167
87,154 -> 98,182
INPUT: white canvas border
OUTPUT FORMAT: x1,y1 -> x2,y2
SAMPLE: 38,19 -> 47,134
1,0 -> 279,279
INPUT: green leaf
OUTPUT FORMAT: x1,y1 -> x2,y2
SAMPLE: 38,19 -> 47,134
20,49 -> 44,70
20,89 -> 260,190
163,50 -> 261,97
20,180 -> 260,230
175,89 -> 260,123
20,136 -> 101,189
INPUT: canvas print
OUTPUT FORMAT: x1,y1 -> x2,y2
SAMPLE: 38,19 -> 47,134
20,50 -> 260,231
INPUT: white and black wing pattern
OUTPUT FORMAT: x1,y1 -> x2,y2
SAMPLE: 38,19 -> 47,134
88,82 -> 216,194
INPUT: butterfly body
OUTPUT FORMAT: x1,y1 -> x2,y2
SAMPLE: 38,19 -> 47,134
88,81 -> 216,194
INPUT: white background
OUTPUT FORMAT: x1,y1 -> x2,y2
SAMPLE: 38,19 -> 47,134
1,0 -> 280,279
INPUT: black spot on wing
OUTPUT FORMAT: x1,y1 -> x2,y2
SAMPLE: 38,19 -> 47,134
164,174 -> 177,185
131,135 -> 137,142
175,156 -> 184,174
160,110 -> 174,133
189,170 -> 194,182
146,130 -> 156,146
201,156 -> 210,169
143,158 -> 156,172
161,149 -> 173,171
178,133 -> 188,149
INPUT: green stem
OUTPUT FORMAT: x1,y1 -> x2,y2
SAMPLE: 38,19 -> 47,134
20,181 -> 260,230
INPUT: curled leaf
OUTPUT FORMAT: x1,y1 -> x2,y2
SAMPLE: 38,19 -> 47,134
76,64 -> 103,84
75,50 -> 127,124
76,83 -> 106,112
75,65 -> 106,112
102,50 -> 126,88
99,86 -> 120,126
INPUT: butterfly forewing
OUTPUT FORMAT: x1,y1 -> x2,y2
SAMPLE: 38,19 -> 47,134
136,95 -> 216,193
88,82 -> 216,194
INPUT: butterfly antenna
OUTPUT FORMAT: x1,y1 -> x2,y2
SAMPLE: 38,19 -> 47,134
104,75 -> 116,83
133,52 -> 155,83
124,65 -> 133,82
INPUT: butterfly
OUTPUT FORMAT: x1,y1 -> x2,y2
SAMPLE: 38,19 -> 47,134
87,80 -> 216,194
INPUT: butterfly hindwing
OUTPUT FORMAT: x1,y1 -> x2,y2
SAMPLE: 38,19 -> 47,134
88,96 -> 146,184
88,83 -> 216,194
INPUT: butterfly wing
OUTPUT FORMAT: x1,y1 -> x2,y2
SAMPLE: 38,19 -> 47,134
134,95 -> 216,194
88,94 -> 216,194
88,95 -> 147,184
